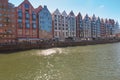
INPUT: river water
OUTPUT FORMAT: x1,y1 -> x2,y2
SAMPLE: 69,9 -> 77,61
0,43 -> 120,80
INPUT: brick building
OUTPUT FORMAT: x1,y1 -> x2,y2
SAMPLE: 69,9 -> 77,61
76,12 -> 84,39
0,0 -> 16,43
15,0 -> 38,41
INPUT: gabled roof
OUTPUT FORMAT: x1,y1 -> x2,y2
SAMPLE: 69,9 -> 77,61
69,11 -> 75,17
17,0 -> 35,10
85,14 -> 88,17
62,10 -> 67,16
92,14 -> 96,21
35,5 -> 42,14
77,12 -> 82,16
84,14 -> 89,19
101,18 -> 105,23
53,9 -> 61,15
77,12 -> 82,18
96,17 -> 101,22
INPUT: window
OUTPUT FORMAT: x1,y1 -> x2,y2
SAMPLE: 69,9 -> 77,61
59,27 -> 61,30
25,20 -> 29,23
18,19 -> 22,23
18,9 -> 22,18
24,4 -> 29,9
26,23 -> 30,28
55,27 -> 57,30
18,30 -> 22,35
0,24 -> 2,27
18,23 -> 22,28
32,12 -> 36,20
25,11 -> 29,19
32,23 -> 36,29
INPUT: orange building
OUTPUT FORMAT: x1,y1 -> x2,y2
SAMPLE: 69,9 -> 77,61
0,0 -> 16,43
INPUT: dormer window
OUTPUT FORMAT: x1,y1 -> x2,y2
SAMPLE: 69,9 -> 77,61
24,4 -> 29,9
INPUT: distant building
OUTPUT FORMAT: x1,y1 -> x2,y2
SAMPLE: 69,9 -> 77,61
107,19 -> 115,38
68,11 -> 76,39
91,14 -> 97,39
100,18 -> 106,39
38,5 -> 52,39
16,0 -> 38,41
83,14 -> 91,40
104,19 -> 109,38
52,9 -> 62,39
76,12 -> 84,39
96,17 -> 101,38
114,21 -> 120,34
0,0 -> 16,43
61,11 -> 69,39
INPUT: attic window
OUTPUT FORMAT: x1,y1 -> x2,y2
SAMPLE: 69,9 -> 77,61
24,4 -> 29,9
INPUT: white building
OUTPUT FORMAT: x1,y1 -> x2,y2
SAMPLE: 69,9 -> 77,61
61,11 -> 69,39
52,9 -> 62,39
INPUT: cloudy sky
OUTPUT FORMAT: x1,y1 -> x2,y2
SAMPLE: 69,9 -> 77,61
9,0 -> 120,24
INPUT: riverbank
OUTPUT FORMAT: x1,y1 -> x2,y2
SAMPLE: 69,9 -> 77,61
0,39 -> 120,53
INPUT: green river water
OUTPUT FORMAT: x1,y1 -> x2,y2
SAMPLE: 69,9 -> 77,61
0,43 -> 120,80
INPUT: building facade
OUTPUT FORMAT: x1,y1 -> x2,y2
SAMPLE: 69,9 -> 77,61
68,11 -> 76,39
38,5 -> 52,39
91,14 -> 97,39
61,11 -> 69,39
109,19 -> 115,37
105,19 -> 110,38
76,12 -> 84,39
0,0 -> 119,43
100,18 -> 106,38
96,17 -> 101,38
16,0 -> 38,41
52,9 -> 62,39
83,14 -> 91,40
0,0 -> 16,43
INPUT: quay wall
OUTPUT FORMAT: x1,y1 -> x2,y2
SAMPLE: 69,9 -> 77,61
0,39 -> 120,53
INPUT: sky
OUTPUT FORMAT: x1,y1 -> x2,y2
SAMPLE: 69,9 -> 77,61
9,0 -> 120,24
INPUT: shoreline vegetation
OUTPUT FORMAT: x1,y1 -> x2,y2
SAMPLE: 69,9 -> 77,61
0,38 -> 120,53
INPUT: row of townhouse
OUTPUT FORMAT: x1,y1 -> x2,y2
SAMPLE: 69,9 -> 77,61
16,0 -> 53,42
52,9 -> 76,41
0,0 -> 119,43
53,9 -> 119,41
0,0 -> 53,43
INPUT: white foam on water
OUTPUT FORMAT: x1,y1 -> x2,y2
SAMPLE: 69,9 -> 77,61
36,48 -> 63,56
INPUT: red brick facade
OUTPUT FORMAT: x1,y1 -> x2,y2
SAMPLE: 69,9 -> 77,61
15,0 -> 38,40
0,0 -> 16,43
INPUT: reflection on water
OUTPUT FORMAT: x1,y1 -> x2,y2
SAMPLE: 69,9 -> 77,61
36,48 -> 63,56
0,43 -> 120,80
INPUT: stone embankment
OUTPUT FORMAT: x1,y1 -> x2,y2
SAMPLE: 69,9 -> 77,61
0,39 -> 120,53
